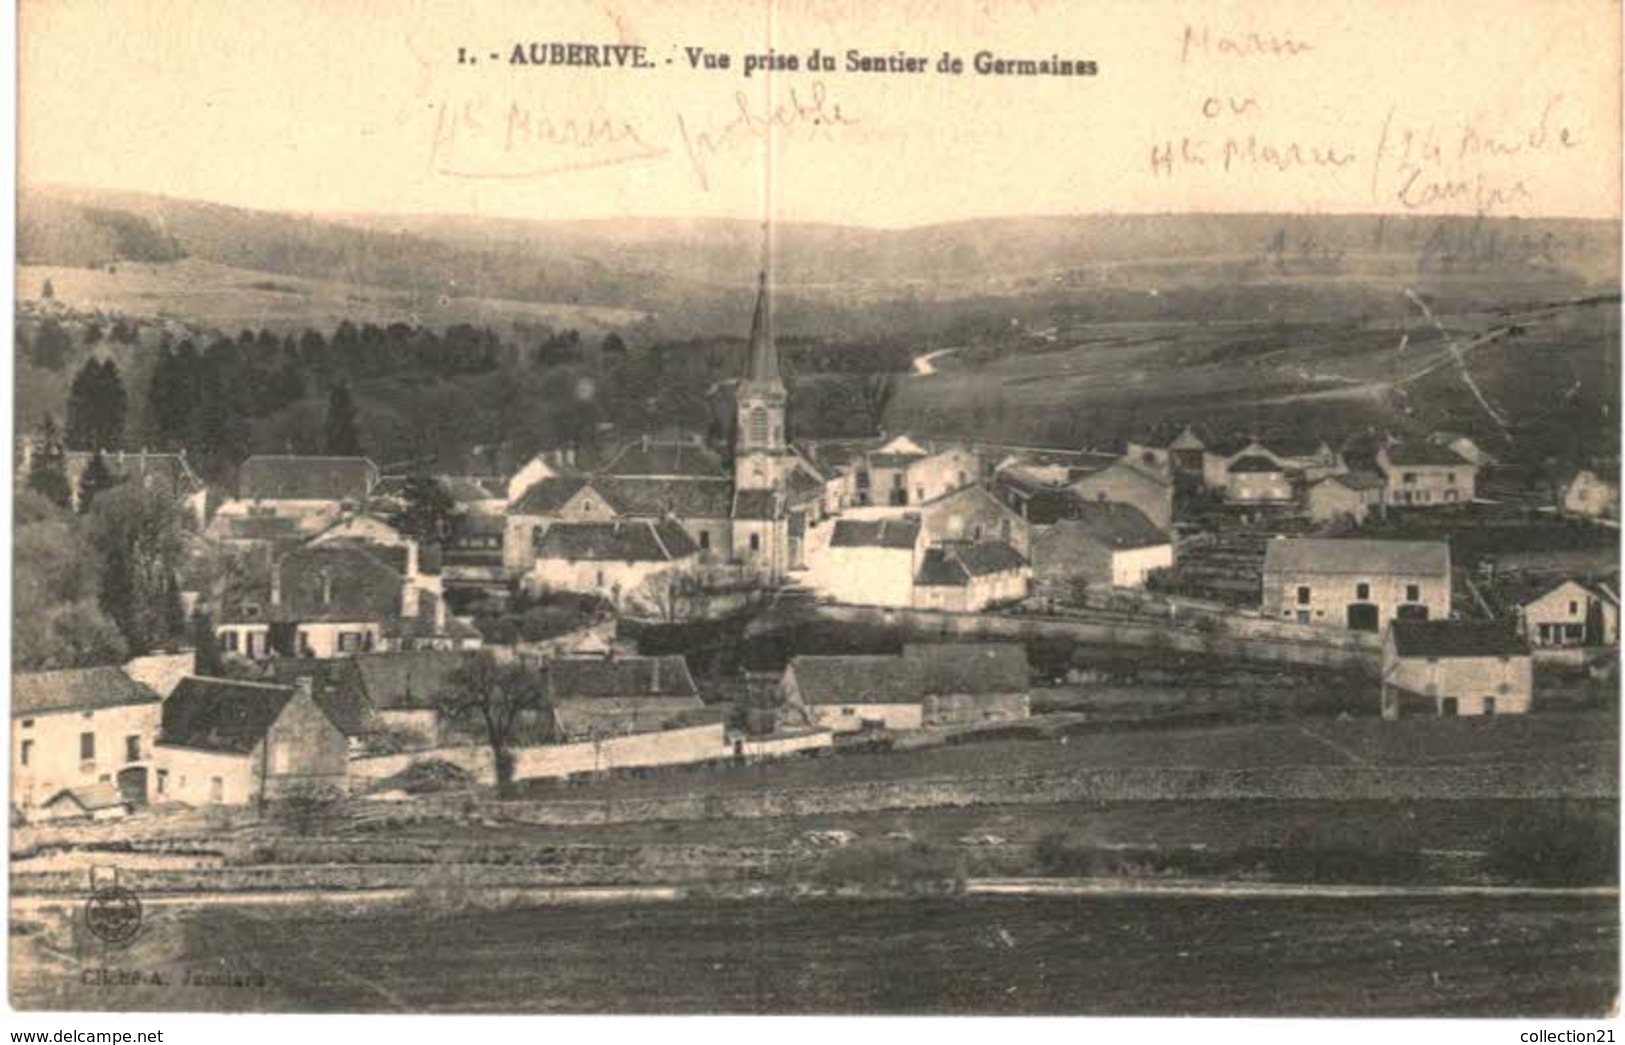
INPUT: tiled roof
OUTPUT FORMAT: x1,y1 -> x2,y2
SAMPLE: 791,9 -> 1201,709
916,542 -> 1028,586
275,543 -> 405,622
238,456 -> 377,502
1259,435 -> 1330,459
541,655 -> 698,699
732,489 -> 781,520
830,517 -> 922,550
510,476 -> 592,515
602,440 -> 725,478
1389,621 -> 1530,659
158,677 -> 299,754
789,655 -> 925,704
532,519 -> 698,562
11,667 -> 158,718
1056,501 -> 1168,550
869,451 -> 927,469
43,782 -> 128,813
1228,455 -> 1284,474
905,643 -> 1028,694
1263,538 -> 1449,577
600,477 -> 733,518
265,660 -> 382,735
342,650 -> 473,711
212,514 -> 305,542
1383,442 -> 1471,468
1321,470 -> 1388,491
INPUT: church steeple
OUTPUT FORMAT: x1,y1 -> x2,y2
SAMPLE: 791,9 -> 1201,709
743,269 -> 782,390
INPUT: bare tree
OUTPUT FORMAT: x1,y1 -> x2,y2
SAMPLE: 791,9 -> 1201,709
436,652 -> 551,796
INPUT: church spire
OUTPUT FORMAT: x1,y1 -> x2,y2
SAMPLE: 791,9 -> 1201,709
744,269 -> 781,387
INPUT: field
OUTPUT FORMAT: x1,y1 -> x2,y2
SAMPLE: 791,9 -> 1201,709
12,894 -> 1616,1014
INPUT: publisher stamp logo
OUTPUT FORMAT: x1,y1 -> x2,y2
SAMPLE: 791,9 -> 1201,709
84,885 -> 143,945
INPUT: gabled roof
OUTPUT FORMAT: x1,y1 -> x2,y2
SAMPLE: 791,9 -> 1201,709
1524,578 -> 1618,609
532,519 -> 698,562
601,476 -> 733,518
1263,538 -> 1449,577
336,650 -> 473,711
1317,470 -> 1388,492
42,782 -> 128,813
158,677 -> 300,754
789,655 -> 925,704
830,517 -> 922,550
916,542 -> 1028,586
264,660 -> 383,734
1051,500 -> 1169,551
541,655 -> 699,700
275,543 -> 404,622
602,440 -> 725,479
510,476 -> 593,515
12,667 -> 158,718
1228,454 -> 1286,475
869,451 -> 928,469
1382,442 -> 1471,468
1389,621 -> 1530,659
1259,435 -> 1331,459
238,455 -> 377,502
905,643 -> 1028,694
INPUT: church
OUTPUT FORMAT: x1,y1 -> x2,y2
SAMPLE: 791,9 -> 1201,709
503,271 -> 826,607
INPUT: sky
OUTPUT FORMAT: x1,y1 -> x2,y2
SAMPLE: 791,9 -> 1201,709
18,0 -> 1622,228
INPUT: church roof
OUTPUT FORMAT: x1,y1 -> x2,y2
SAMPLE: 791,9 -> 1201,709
742,270 -> 782,388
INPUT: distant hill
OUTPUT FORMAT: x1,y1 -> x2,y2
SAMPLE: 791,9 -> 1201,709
19,184 -> 1620,342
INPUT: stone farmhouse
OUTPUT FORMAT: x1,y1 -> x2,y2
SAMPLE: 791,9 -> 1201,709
1516,579 -> 1619,649
1376,442 -> 1477,506
1029,498 -> 1173,591
1305,471 -> 1388,525
812,516 -> 927,607
780,642 -> 1030,733
12,666 -> 161,815
1381,621 -> 1533,719
913,541 -> 1031,612
1262,537 -> 1451,631
210,455 -> 380,543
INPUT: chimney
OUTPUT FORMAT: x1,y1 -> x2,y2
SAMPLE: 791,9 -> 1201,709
650,657 -> 661,693
270,561 -> 283,606
319,569 -> 333,606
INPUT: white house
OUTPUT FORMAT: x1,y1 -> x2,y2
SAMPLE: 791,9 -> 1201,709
1377,442 -> 1477,506
1381,621 -> 1533,719
912,541 -> 1030,612
526,518 -> 701,612
1561,469 -> 1619,523
12,666 -> 162,815
211,455 -> 380,539
1029,500 -> 1173,591
1223,454 -> 1295,504
1262,537 -> 1451,631
781,654 -> 927,733
810,516 -> 926,607
1518,579 -> 1619,649
1306,471 -> 1388,525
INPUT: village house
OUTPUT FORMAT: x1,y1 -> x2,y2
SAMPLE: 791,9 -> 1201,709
504,445 -> 580,504
318,649 -> 473,742
215,539 -> 478,659
1561,468 -> 1620,522
526,518 -> 702,611
1069,458 -> 1175,529
1125,422 -> 1206,477
912,541 -> 1031,612
1430,431 -> 1498,468
63,449 -> 208,527
847,435 -> 980,511
810,516 -> 926,607
1377,442 -> 1477,506
210,455 -> 380,540
1306,471 -> 1388,526
1222,454 -> 1295,505
1381,621 -> 1533,719
1203,435 -> 1346,491
153,676 -> 349,805
916,483 -> 1029,558
1029,499 -> 1173,591
541,655 -> 706,740
38,781 -> 132,823
781,642 -> 1031,733
1517,579 -> 1619,649
12,666 -> 161,815
908,643 -> 1032,725
981,444 -> 1115,488
994,469 -> 1083,524
1262,537 -> 1451,631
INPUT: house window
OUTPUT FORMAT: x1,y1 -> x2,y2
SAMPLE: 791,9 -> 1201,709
596,569 -> 606,587
221,630 -> 239,652
338,631 -> 366,652
1564,623 -> 1584,642
958,471 -> 967,487
1355,582 -> 1370,601
20,740 -> 33,766
750,533 -> 761,552
1482,697 -> 1496,716
79,732 -> 95,763
750,407 -> 770,444
125,735 -> 141,763
1406,584 -> 1420,602
915,486 -> 924,503
21,718 -> 32,729
1403,472 -> 1418,485
272,745 -> 291,773
1569,601 -> 1579,615
1446,472 -> 1457,484
209,777 -> 224,803
155,769 -> 168,795
1296,586 -> 1311,606
699,530 -> 711,550
840,706 -> 855,716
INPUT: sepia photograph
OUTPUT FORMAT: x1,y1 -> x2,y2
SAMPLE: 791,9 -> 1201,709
6,0 -> 1622,1024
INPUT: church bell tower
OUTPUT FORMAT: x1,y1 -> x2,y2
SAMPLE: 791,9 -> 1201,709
734,270 -> 789,491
